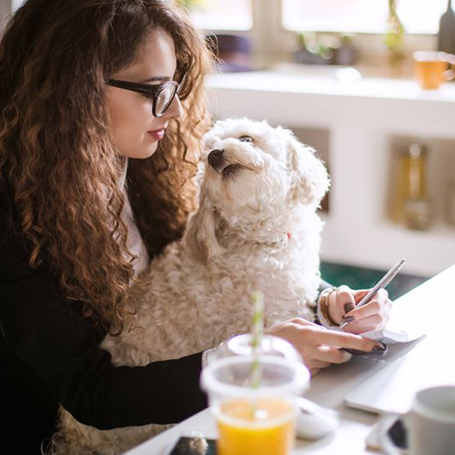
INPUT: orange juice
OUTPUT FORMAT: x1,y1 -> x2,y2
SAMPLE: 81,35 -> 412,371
217,397 -> 295,455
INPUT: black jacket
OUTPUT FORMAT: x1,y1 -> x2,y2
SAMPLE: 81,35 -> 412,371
0,191 -> 207,454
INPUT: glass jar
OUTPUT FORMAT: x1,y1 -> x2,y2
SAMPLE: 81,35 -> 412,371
446,180 -> 455,227
394,143 -> 431,230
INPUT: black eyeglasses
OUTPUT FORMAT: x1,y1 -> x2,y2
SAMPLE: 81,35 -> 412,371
107,74 -> 186,118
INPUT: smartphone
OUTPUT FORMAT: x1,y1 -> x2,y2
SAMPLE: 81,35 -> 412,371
164,434 -> 217,455
366,414 -> 408,453
388,418 -> 407,450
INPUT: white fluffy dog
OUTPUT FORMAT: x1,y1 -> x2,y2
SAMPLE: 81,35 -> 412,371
55,118 -> 330,454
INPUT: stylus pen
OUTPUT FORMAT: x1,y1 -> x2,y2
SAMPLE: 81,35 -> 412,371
339,258 -> 406,330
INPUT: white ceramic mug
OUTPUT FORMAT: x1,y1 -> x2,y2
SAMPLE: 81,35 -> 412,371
379,385 -> 455,455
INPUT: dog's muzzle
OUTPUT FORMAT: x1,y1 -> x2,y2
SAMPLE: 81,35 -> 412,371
207,149 -> 226,171
207,148 -> 246,179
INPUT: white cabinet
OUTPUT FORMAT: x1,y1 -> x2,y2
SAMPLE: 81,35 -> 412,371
206,69 -> 455,277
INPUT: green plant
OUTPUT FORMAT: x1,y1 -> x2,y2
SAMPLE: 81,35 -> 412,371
385,0 -> 405,61
176,0 -> 205,10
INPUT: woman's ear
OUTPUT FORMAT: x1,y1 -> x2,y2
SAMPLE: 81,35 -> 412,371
183,198 -> 224,263
285,130 -> 330,206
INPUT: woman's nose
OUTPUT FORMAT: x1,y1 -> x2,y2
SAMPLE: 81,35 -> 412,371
163,94 -> 183,120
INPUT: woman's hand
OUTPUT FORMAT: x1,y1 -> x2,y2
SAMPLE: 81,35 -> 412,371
327,285 -> 392,334
265,318 -> 385,377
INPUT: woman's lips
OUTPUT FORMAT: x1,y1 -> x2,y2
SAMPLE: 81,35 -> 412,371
148,128 -> 165,141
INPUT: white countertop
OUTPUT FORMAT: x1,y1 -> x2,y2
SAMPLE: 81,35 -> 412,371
207,64 -> 455,104
125,264 -> 455,455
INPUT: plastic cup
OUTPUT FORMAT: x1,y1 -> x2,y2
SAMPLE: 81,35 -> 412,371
201,336 -> 310,455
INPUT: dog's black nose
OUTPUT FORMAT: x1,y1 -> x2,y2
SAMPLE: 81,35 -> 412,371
207,149 -> 226,170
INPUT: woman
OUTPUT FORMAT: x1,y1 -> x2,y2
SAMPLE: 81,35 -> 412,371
0,0 -> 389,453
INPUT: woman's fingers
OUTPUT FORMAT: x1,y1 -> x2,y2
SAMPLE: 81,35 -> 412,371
350,299 -> 382,320
315,345 -> 353,364
352,289 -> 369,303
307,327 -> 379,351
336,285 -> 356,310
345,313 -> 390,334
308,360 -> 331,370
289,317 -> 382,351
328,285 -> 355,323
344,289 -> 391,328
323,283 -> 393,335
265,317 -> 385,375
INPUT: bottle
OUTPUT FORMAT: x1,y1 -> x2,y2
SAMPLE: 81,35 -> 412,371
394,144 -> 431,230
397,144 -> 431,231
385,0 -> 405,62
446,180 -> 455,227
334,34 -> 358,66
438,0 -> 455,55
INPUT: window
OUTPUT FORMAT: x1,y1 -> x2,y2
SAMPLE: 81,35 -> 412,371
12,0 -> 25,11
187,0 -> 252,31
8,0 -> 254,31
282,0 -> 449,34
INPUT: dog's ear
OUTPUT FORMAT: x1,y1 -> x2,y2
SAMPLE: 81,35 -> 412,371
285,131 -> 330,205
184,199 -> 224,263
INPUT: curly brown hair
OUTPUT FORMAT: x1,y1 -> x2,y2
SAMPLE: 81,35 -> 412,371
0,0 -> 213,332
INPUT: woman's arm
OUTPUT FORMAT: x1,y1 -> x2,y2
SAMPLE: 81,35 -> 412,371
265,317 -> 384,377
0,223 -> 207,430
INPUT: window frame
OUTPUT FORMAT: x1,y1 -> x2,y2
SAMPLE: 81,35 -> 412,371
0,0 -> 12,23
199,0 -> 437,68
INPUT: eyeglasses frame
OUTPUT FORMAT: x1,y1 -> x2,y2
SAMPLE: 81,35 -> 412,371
107,73 -> 186,118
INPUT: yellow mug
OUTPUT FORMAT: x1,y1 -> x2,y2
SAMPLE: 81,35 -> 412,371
413,51 -> 455,90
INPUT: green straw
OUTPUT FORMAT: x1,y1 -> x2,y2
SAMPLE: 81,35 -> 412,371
250,291 -> 264,418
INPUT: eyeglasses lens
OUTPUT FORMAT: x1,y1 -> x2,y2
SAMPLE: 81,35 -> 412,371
155,85 -> 177,116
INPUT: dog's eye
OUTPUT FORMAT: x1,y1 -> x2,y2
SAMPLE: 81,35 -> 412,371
239,135 -> 254,143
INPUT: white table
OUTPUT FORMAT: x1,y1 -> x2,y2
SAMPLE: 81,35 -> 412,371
126,265 -> 455,454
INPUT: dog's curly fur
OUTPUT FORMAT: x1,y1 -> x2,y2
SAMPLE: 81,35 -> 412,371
53,118 -> 330,455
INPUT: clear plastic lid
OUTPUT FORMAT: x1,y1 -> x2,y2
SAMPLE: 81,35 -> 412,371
201,335 -> 310,399
201,355 -> 309,399
212,334 -> 303,364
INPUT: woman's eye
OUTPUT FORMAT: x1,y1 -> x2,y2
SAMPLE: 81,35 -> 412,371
239,136 -> 253,143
